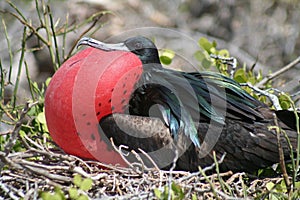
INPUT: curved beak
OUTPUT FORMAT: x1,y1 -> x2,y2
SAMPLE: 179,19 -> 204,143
77,37 -> 130,52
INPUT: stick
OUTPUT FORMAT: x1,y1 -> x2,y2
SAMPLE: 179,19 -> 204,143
3,102 -> 37,157
240,83 -> 282,110
256,56 -> 300,88
272,114 -> 291,193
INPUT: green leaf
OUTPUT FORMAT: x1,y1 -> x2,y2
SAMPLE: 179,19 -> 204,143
295,181 -> 300,188
279,94 -> 291,110
171,182 -> 181,194
162,49 -> 175,59
45,77 -> 52,87
276,180 -> 287,193
40,187 -> 66,200
73,174 -> 82,187
80,178 -> 93,191
199,37 -> 213,53
171,182 -> 185,199
258,96 -> 267,104
54,187 -> 66,200
160,56 -> 172,65
77,195 -> 89,200
153,188 -> 162,199
256,69 -> 262,79
19,130 -> 26,137
266,182 -> 275,191
280,101 -> 290,110
218,49 -> 230,57
32,82 -> 39,91
68,187 -> 78,199
234,68 -> 247,83
201,59 -> 212,69
212,40 -> 217,48
36,111 -> 47,124
51,193 -> 64,200
160,49 -> 175,65
269,193 -> 281,200
192,193 -> 198,200
248,76 -> 257,85
162,186 -> 170,199
27,105 -> 37,116
194,51 -> 206,62
40,192 -> 52,200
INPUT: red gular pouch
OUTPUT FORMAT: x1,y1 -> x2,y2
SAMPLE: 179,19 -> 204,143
45,47 -> 143,167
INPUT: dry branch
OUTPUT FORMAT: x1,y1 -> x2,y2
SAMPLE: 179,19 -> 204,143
256,56 -> 300,88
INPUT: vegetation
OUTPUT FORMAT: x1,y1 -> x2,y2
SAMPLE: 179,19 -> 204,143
0,0 -> 299,199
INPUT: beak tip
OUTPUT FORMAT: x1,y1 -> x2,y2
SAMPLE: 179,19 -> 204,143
76,37 -> 91,49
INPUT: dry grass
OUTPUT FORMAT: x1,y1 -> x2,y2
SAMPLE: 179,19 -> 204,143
0,128 -> 292,199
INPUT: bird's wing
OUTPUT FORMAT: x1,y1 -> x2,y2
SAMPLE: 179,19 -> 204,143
129,68 -> 267,148
188,71 -> 267,121
129,69 -> 201,147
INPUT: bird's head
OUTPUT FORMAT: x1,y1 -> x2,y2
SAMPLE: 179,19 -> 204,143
77,36 -> 161,65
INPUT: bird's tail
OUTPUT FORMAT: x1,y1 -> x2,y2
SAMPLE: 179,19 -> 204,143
275,110 -> 300,131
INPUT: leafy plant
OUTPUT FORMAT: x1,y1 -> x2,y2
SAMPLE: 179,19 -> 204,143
195,37 -> 296,110
154,182 -> 185,200
194,37 -> 230,74
40,186 -> 66,200
0,1 -> 104,198
160,49 -> 175,65
40,174 -> 93,200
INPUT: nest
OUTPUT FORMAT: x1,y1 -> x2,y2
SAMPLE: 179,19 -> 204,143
0,144 -> 287,199
0,103 -> 295,200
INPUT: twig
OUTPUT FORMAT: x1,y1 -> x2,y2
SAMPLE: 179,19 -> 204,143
256,56 -> 300,88
0,153 -> 22,172
138,148 -> 161,171
291,90 -> 300,98
3,102 -> 37,156
22,164 -> 72,183
47,5 -> 61,68
5,1 -> 49,45
67,11 -> 106,59
210,54 -> 237,78
0,131 -> 12,136
167,148 -> 178,200
1,18 -> 13,85
0,181 -> 22,200
202,152 -> 227,172
271,114 -> 291,193
22,133 -> 45,151
110,138 -> 138,172
0,103 -> 15,121
281,93 -> 300,187
240,82 -> 282,110
213,151 -> 228,194
84,160 -> 130,174
198,166 -> 221,200
226,172 -> 245,184
130,150 -> 146,174
177,152 -> 227,182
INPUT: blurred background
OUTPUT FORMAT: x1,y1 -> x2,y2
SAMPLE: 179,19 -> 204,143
0,0 -> 299,102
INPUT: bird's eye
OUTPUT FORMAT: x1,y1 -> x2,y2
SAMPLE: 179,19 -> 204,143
135,42 -> 142,49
